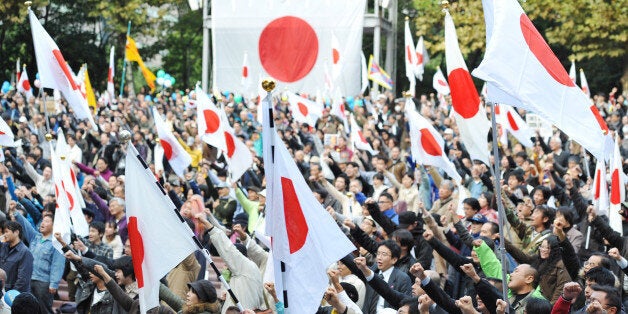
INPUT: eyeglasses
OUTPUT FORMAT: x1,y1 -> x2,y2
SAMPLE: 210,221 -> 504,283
539,245 -> 550,250
376,251 -> 391,257
378,200 -> 391,204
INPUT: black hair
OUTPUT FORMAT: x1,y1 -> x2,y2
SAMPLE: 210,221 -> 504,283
532,186 -> 551,204
399,299 -> 420,314
4,221 -> 22,240
534,235 -> 561,277
89,221 -> 106,235
391,229 -> 414,250
525,297 -> 552,314
585,266 -> 616,286
589,253 -> 613,270
379,192 -> 394,203
463,197 -> 481,211
590,284 -> 622,311
534,205 -> 556,229
556,207 -> 575,228
378,240 -> 401,260
485,222 -> 499,235
373,172 -> 385,182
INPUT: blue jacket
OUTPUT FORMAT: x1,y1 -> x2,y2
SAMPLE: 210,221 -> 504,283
0,240 -> 33,292
15,212 -> 65,289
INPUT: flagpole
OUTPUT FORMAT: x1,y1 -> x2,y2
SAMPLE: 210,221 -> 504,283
488,101 -> 511,309
119,21 -> 131,98
118,130 -> 245,311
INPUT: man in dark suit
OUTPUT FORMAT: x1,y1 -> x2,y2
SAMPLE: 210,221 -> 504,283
357,240 -> 412,313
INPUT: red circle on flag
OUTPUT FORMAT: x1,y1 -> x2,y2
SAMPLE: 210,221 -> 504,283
406,46 -> 412,63
519,14 -> 575,87
224,132 -> 236,158
203,110 -> 220,134
161,139 -> 174,160
22,79 -> 31,91
128,217 -> 145,288
332,48 -> 340,65
298,102 -> 309,116
448,68 -> 480,119
242,66 -> 249,78
506,111 -> 519,131
416,52 -> 424,65
438,79 -> 448,87
258,16 -> 319,83
420,128 -> 443,156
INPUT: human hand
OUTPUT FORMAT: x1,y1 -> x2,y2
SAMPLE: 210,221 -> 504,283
587,205 -> 596,222
64,250 -> 81,261
327,269 -> 340,284
456,296 -> 479,314
354,256 -> 371,276
343,218 -> 356,230
608,248 -> 622,261
495,299 -> 508,314
73,239 -> 87,253
93,264 -> 112,282
423,229 -> 434,241
409,263 -> 426,280
418,294 -> 434,314
472,239 -> 484,247
264,282 -> 278,301
232,224 -> 247,241
460,263 -> 480,283
562,282 -> 583,301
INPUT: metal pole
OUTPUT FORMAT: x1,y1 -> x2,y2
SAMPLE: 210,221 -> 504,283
201,0 -> 210,93
119,21 -> 131,98
489,101 -> 511,309
372,0 -> 381,94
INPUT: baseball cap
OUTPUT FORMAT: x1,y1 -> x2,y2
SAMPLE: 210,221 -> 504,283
398,211 -> 418,229
469,213 -> 487,224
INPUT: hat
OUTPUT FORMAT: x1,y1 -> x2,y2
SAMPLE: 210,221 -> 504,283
187,280 -> 218,303
258,189 -> 267,198
469,213 -> 488,224
215,181 -> 230,189
398,211 -> 418,229
170,180 -> 181,187
232,212 -> 249,227
444,128 -> 454,135
18,116 -> 27,123
246,186 -> 260,193
3,290 -> 19,307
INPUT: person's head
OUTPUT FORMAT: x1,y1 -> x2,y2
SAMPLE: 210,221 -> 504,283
349,179 -> 363,194
549,137 -> 562,151
360,217 -> 377,235
584,254 -> 613,274
478,192 -> 493,209
88,221 -> 105,244
10,292 -> 47,314
42,166 -> 52,180
38,214 -> 54,236
397,299 -> 420,314
4,221 -> 23,246
104,220 -> 118,239
401,172 -> 414,188
112,256 -> 135,286
124,239 -> 132,257
96,158 -> 109,172
507,264 -> 538,294
377,193 -> 394,212
186,280 -> 217,306
438,180 -> 454,200
538,235 -> 560,261
525,297 -> 552,314
584,267 -> 616,302
554,207 -> 574,229
468,213 -> 488,234
532,186 -> 551,205
336,260 -> 352,277
589,284 -> 621,314
480,222 -> 499,240
462,198 -> 481,219
391,229 -> 414,256
376,240 -> 401,271
397,211 -> 418,230
531,205 -> 555,230
340,282 -> 359,304
109,197 -> 125,218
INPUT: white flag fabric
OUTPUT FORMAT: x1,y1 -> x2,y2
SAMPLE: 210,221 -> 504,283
16,66 -> 33,100
107,46 -> 115,103
211,0 -> 366,96
349,114 -> 377,155
286,91 -> 323,126
29,10 -> 97,130
195,87 -> 228,153
569,60 -> 577,85
330,89 -> 349,133
241,52 -> 251,92
219,108 -> 253,181
50,143 -> 73,254
360,51 -> 369,94
0,116 -> 15,147
472,0 -> 612,161
261,92 -> 355,313
404,19 -> 416,94
432,67 -> 450,95
580,69 -> 591,98
152,107 -> 191,177
405,100 -> 461,183
125,142 -> 198,314
494,104 -> 534,147
592,160 -> 609,215
444,11 -> 490,165
609,133 -> 625,233
414,36 -> 429,81
331,31 -> 342,81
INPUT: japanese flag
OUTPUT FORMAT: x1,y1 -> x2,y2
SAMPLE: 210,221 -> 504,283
17,66 -> 33,100
50,143 -> 73,254
580,68 -> 591,98
219,108 -> 253,181
609,133 -> 625,233
241,52 -> 251,92
29,10 -> 96,130
445,11 -> 490,165
592,160 -> 609,215
0,116 -> 16,147
286,91 -> 323,126
349,114 -> 377,155
405,100 -> 461,183
568,60 -> 577,85
107,46 -> 115,103
261,92 -> 355,313
404,19 -> 416,94
432,67 -> 450,95
330,89 -> 349,133
414,36 -> 429,81
152,107 -> 192,177
472,0 -> 612,160
211,0 -> 366,96
196,87 -> 227,153
493,104 -> 534,147
125,142 -> 198,314
331,31 -> 342,81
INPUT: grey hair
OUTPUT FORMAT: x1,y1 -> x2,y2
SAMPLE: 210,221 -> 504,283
441,180 -> 455,192
110,197 -> 125,208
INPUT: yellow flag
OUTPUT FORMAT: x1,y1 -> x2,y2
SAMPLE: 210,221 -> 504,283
83,66 -> 97,109
125,36 -> 156,91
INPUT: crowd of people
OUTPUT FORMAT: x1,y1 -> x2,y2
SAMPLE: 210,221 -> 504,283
0,82 -> 627,314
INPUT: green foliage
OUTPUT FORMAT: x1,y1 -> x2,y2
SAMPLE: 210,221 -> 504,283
161,9 -> 203,90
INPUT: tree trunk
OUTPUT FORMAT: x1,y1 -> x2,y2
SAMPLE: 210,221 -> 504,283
621,58 -> 628,93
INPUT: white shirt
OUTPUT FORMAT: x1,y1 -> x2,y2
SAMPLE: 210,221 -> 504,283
376,266 -> 395,310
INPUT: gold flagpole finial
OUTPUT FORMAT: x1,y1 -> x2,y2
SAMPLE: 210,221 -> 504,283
45,133 -> 53,142
262,79 -> 276,92
25,1 -> 32,7
403,91 -> 413,98
441,0 -> 450,11
405,16 -> 409,21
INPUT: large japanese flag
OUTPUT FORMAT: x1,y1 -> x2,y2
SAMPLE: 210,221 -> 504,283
17,66 -> 34,100
472,0 -> 612,160
261,92 -> 355,313
444,11 -> 490,165
494,104 -> 534,147
609,133 -> 625,233
0,116 -> 16,147
212,0 -> 366,96
405,100 -> 461,183
286,91 -> 323,126
29,10 -> 97,130
152,107 -> 192,177
125,142 -> 198,314
195,87 -> 227,153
